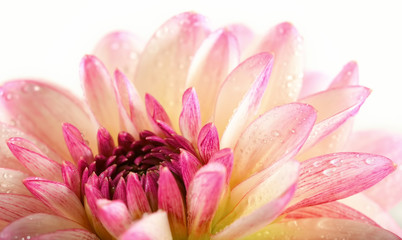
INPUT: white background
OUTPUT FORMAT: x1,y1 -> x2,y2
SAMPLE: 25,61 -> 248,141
0,0 -> 401,222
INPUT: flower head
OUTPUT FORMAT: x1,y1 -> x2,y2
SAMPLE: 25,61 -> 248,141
0,12 -> 401,240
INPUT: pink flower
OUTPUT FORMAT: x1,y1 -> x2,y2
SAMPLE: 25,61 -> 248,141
0,12 -> 401,239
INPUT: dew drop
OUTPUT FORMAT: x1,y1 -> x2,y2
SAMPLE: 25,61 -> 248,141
5,92 -> 14,101
330,159 -> 342,167
271,130 -> 281,137
313,161 -> 321,167
323,168 -> 336,176
365,157 -> 375,165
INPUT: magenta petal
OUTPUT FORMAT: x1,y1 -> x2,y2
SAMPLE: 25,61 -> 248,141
143,171 -> 159,211
7,137 -> 63,182
145,94 -> 172,134
134,12 -> 210,130
209,148 -> 233,183
61,161 -> 81,198
0,80 -> 97,161
24,178 -> 89,228
120,211 -> 172,240
212,184 -> 296,240
286,152 -> 396,212
80,55 -> 120,137
29,229 -> 100,240
329,61 -> 359,88
126,173 -> 151,219
197,123 -> 220,164
62,123 -> 94,164
97,127 -> 115,157
113,178 -> 127,203
158,167 -> 187,239
0,213 -> 86,240
97,199 -> 131,237
179,149 -> 202,190
0,194 -> 54,222
84,184 -> 103,218
187,163 -> 227,239
186,28 -> 240,123
179,88 -> 201,145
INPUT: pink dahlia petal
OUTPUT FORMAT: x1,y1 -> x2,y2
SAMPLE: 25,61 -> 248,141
221,53 -> 273,149
93,31 -> 143,81
344,131 -> 402,209
24,178 -> 89,228
134,12 -> 210,130
7,138 -> 62,182
0,194 -> 54,222
298,86 -> 370,159
241,218 -> 401,240
286,152 -> 396,213
213,184 -> 296,240
113,70 -> 140,135
96,127 -> 115,157
126,173 -> 151,219
179,149 -> 202,190
284,201 -> 379,227
120,211 -> 172,240
179,88 -> 201,145
214,52 -> 273,136
254,22 -> 304,112
186,28 -> 239,123
80,55 -> 120,137
0,168 -> 31,195
0,122 -> 62,172
61,161 -> 81,198
113,178 -> 127,202
340,194 -> 402,237
62,123 -> 94,164
0,213 -> 87,240
0,80 -> 97,161
209,148 -> 233,183
217,160 -> 299,231
231,103 -> 316,186
329,61 -> 359,88
145,94 -> 172,134
187,163 -> 226,239
143,171 -> 159,211
30,229 -> 100,240
96,199 -> 131,237
158,167 -> 187,239
197,123 -> 220,164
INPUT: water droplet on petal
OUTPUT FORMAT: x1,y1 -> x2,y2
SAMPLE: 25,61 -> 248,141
365,157 -> 375,165
271,130 -> 281,137
330,159 -> 342,167
323,168 -> 336,176
313,161 -> 320,167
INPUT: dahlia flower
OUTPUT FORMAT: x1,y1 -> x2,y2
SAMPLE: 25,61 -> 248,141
0,12 -> 401,239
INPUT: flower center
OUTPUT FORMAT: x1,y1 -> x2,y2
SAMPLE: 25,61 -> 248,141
79,128 -> 195,210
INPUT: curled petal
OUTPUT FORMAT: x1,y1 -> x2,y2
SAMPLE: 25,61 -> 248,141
180,149 -> 202,190
186,28 -> 239,123
231,103 -> 316,186
197,123 -> 220,164
187,163 -> 226,239
158,167 -> 187,239
120,211 -> 173,240
134,12 -> 210,130
97,199 -> 131,238
286,152 -> 396,212
7,138 -> 62,182
145,94 -> 172,134
126,173 -> 151,219
62,123 -> 94,164
80,55 -> 120,137
0,80 -> 97,161
62,161 -> 81,198
179,88 -> 201,145
209,148 -> 233,183
329,61 -> 359,88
